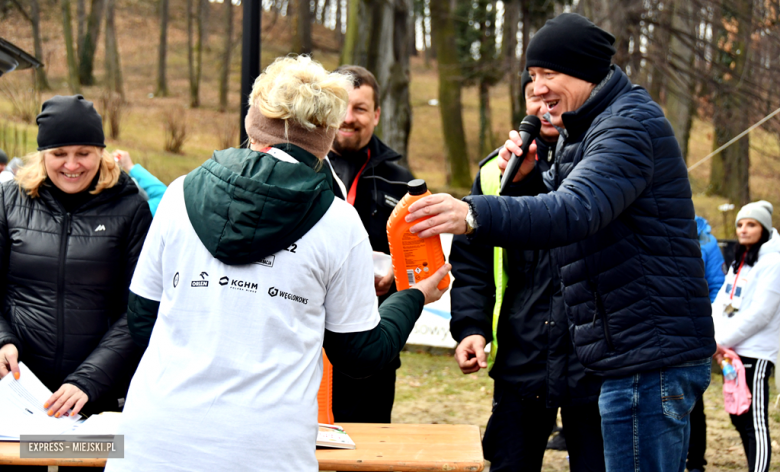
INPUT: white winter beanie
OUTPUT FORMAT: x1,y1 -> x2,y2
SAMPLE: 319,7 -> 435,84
736,200 -> 774,232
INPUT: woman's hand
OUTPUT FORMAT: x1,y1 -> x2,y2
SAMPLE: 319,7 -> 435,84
113,150 -> 134,173
45,383 -> 89,418
411,263 -> 451,305
0,343 -> 20,379
713,343 -> 727,365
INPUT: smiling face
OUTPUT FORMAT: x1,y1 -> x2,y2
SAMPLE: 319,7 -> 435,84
736,218 -> 764,249
332,84 -> 380,154
528,67 -> 596,129
525,82 -> 559,143
44,145 -> 102,194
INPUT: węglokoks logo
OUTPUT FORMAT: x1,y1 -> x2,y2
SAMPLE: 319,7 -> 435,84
267,287 -> 307,304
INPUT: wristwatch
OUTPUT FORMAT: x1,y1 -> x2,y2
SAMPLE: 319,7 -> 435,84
464,202 -> 478,235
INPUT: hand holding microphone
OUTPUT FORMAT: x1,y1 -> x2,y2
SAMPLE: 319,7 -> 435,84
498,115 -> 542,195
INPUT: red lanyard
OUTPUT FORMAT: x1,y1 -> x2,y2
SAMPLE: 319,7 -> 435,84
347,149 -> 370,206
730,254 -> 746,300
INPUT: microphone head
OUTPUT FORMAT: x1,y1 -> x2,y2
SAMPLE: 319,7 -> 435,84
518,115 -> 542,134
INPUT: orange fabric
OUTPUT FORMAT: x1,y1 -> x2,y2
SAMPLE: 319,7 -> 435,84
317,349 -> 335,424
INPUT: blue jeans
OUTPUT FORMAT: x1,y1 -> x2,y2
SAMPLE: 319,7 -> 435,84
598,358 -> 711,472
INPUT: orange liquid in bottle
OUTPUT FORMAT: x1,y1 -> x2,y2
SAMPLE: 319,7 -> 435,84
386,179 -> 450,291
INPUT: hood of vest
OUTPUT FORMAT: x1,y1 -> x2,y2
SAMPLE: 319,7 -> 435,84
182,145 -> 334,265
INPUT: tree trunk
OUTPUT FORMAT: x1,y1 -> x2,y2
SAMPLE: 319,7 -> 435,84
104,0 -> 122,96
291,0 -> 313,54
340,0 -> 371,65
516,1 -> 530,128
219,0 -> 233,112
665,0 -> 695,162
77,0 -> 86,56
709,0 -> 753,206
503,0 -> 521,129
60,0 -> 81,93
188,0 -> 205,108
16,0 -> 50,90
78,0 -> 104,86
156,0 -> 169,96
375,0 -> 413,167
648,3 -> 672,102
430,0 -> 470,187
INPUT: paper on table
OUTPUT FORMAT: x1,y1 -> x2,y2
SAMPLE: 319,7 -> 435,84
0,362 -> 83,441
71,412 -> 121,437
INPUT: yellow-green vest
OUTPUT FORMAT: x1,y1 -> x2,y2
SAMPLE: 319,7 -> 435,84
478,157 -> 508,371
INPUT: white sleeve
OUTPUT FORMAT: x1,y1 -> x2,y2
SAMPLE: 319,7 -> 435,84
128,188 -> 172,302
324,235 -> 381,333
717,258 -> 780,348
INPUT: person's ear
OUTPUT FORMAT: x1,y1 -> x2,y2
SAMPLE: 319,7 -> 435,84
374,106 -> 381,126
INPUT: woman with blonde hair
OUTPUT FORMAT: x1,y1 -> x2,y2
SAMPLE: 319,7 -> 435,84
0,95 -> 152,424
106,56 -> 449,472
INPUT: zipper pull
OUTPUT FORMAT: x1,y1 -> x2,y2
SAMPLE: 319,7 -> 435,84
66,213 -> 72,235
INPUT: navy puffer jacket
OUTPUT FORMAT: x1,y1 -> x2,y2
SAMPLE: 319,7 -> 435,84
465,67 -> 715,377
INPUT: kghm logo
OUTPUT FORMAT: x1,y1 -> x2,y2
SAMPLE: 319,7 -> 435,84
225,278 -> 259,293
267,287 -> 308,304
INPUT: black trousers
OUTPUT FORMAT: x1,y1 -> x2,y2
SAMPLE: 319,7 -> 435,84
686,396 -> 707,471
332,362 -> 397,423
483,382 -> 606,472
730,356 -> 774,472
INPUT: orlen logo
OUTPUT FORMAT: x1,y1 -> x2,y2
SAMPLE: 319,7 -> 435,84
268,287 -> 279,297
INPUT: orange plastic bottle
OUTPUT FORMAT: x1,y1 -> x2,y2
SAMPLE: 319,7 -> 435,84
386,179 -> 450,291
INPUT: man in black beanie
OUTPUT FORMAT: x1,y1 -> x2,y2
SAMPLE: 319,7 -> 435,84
404,13 -> 715,472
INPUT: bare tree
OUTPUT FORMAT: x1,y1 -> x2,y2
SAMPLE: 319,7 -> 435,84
60,0 -> 81,93
292,0 -> 313,55
503,0 -> 521,129
104,0 -> 122,96
78,0 -> 104,86
11,0 -> 50,90
430,0 -> 470,187
219,0 -> 234,112
187,0 -> 207,108
709,0 -> 753,206
156,0 -> 170,96
664,0 -> 697,162
77,0 -> 86,54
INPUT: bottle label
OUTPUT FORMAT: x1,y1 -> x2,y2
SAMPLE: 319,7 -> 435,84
401,232 -> 431,285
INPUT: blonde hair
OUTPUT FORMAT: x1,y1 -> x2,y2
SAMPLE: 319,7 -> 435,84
249,55 -> 352,130
16,147 -> 121,198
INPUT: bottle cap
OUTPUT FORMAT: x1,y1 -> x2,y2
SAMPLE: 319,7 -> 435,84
408,179 -> 427,195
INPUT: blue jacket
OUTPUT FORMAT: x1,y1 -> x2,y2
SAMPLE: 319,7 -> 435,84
129,164 -> 167,216
465,67 -> 715,377
696,216 -> 725,302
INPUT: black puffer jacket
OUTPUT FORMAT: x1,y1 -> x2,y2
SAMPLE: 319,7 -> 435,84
466,67 -> 715,377
451,141 -> 601,407
0,173 -> 152,405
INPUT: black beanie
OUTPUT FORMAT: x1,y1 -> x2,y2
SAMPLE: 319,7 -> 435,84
525,13 -> 616,84
36,95 -> 105,151
0,149 -> 7,164
521,70 -> 533,96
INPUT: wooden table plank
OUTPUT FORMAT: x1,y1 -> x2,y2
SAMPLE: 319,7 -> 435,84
0,423 -> 484,471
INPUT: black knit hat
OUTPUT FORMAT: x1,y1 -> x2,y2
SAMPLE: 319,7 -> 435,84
36,95 -> 105,151
525,13 -> 616,84
521,70 -> 533,96
0,149 -> 7,164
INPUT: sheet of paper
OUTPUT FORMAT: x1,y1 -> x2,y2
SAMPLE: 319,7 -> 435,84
71,412 -> 122,437
0,362 -> 83,441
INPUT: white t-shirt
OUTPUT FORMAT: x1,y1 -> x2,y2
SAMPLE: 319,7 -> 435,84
106,174 -> 380,472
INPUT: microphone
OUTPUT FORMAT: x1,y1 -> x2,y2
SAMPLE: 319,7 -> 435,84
499,115 -> 542,195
